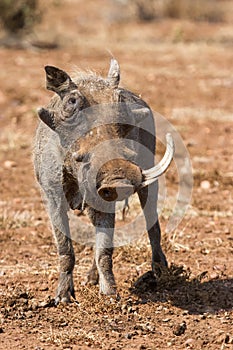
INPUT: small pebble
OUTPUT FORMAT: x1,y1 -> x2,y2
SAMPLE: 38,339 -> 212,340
210,272 -> 219,279
173,321 -> 187,336
200,180 -> 210,190
125,333 -> 132,339
185,338 -> 195,347
3,160 -> 17,169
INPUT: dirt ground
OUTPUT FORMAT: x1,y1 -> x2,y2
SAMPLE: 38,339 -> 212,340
0,1 -> 232,349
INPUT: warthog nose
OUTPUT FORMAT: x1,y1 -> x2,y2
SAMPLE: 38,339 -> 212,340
98,182 -> 134,202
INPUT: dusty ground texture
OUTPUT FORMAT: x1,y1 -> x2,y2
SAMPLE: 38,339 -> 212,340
0,1 -> 232,349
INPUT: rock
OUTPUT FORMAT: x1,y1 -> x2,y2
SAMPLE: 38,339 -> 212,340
200,180 -> 211,189
3,160 -> 17,169
185,338 -> 195,347
210,272 -> 219,279
173,321 -> 187,336
224,334 -> 230,343
167,339 -> 175,346
125,333 -> 132,339
38,297 -> 55,308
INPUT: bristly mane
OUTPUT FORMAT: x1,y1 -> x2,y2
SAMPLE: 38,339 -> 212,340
71,69 -> 113,90
71,69 -> 119,104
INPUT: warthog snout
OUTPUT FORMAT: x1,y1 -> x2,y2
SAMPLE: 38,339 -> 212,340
96,133 -> 174,202
96,158 -> 142,201
98,181 -> 134,201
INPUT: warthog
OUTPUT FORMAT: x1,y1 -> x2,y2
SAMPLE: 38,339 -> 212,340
34,59 -> 174,304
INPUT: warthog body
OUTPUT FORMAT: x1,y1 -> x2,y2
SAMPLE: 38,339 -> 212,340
34,59 -> 174,303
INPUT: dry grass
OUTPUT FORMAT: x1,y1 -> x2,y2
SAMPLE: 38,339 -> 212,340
0,129 -> 30,152
0,207 -> 34,230
0,0 -> 41,35
122,0 -> 226,23
162,0 -> 224,23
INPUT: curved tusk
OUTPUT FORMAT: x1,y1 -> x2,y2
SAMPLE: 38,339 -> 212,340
143,133 -> 174,176
140,133 -> 175,188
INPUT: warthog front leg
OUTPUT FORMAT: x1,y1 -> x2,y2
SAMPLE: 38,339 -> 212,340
96,246 -> 116,295
138,182 -> 168,275
88,208 -> 116,295
46,195 -> 75,304
54,227 -> 75,304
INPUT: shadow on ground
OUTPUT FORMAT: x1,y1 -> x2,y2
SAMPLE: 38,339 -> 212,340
131,265 -> 233,314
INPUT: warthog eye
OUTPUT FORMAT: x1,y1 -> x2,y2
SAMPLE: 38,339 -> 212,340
68,97 -> 77,104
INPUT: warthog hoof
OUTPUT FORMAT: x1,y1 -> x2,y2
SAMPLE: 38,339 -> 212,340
99,275 -> 117,295
55,272 -> 75,305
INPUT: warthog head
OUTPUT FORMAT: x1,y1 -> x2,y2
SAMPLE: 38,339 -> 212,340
37,60 -> 174,209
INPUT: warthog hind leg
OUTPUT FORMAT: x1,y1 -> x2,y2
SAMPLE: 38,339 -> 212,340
138,183 -> 168,276
86,257 -> 99,285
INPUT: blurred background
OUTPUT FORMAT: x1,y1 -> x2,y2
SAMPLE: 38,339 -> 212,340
0,0 -> 233,116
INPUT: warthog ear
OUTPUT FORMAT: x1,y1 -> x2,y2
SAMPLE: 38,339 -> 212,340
107,59 -> 120,88
37,107 -> 56,131
44,66 -> 77,98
